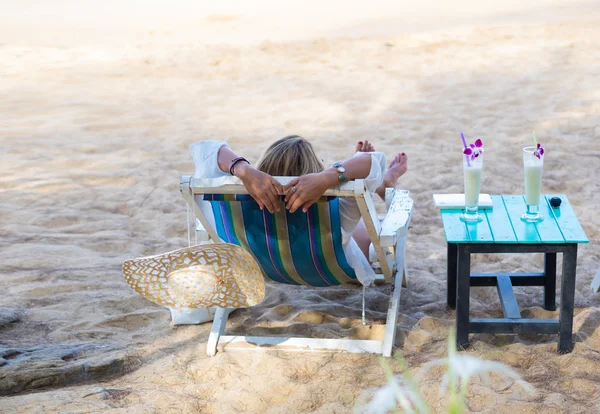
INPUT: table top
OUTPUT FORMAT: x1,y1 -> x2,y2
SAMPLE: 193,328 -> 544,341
440,194 -> 589,244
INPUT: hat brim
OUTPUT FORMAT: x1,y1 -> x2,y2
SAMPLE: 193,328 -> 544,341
123,244 -> 265,309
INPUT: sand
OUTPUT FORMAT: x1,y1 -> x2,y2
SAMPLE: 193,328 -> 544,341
1,1 -> 600,412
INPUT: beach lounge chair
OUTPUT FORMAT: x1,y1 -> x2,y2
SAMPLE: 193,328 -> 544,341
180,175 -> 413,357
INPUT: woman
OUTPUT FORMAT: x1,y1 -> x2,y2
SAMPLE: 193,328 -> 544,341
191,135 -> 408,286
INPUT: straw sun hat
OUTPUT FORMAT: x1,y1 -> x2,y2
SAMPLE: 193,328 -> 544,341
123,243 -> 265,309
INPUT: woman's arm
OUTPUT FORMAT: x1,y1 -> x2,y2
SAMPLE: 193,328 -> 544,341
216,146 -> 285,213
283,153 -> 373,213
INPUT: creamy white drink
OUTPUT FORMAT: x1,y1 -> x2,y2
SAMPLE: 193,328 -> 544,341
460,135 -> 484,222
462,153 -> 483,222
524,159 -> 543,206
464,164 -> 482,206
521,144 -> 545,222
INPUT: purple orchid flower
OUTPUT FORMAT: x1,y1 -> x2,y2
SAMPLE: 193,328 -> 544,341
533,143 -> 545,159
463,138 -> 484,161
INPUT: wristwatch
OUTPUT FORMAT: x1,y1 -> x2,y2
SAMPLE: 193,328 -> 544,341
331,161 -> 347,183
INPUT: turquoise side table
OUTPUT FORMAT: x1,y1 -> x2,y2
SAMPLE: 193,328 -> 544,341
440,194 -> 589,353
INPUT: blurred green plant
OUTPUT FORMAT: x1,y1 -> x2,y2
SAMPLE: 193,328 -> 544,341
355,330 -> 534,414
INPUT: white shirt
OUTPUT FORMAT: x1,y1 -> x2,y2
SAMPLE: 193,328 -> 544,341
190,140 -> 386,286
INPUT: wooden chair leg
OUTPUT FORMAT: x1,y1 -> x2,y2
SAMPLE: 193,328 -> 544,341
207,308 -> 230,356
382,270 -> 403,357
395,236 -> 409,288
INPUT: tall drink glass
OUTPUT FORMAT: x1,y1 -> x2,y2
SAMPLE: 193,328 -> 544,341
522,146 -> 544,222
462,153 -> 483,222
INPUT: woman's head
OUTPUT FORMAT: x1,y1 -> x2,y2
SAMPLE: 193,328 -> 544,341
256,135 -> 324,176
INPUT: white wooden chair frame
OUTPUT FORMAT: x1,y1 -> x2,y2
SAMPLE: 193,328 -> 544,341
180,175 -> 413,357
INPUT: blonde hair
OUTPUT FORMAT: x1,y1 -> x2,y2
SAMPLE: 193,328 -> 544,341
256,135 -> 324,176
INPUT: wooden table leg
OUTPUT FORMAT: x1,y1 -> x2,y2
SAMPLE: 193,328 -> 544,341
544,252 -> 557,311
558,244 -> 578,353
447,243 -> 458,309
456,245 -> 471,349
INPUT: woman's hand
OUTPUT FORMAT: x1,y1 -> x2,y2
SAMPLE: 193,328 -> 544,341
283,170 -> 338,213
235,163 -> 284,213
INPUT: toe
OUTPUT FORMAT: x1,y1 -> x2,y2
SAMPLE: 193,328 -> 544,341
390,152 -> 407,168
355,141 -> 363,152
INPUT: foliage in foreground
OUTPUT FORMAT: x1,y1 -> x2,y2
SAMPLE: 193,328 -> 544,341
355,330 -> 534,414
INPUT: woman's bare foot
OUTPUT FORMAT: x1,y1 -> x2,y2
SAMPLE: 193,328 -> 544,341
376,152 -> 408,200
355,140 -> 375,153
384,153 -> 408,187
354,141 -> 407,199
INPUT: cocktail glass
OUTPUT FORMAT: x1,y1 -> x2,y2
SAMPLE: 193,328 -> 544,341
521,145 -> 544,222
462,153 -> 483,222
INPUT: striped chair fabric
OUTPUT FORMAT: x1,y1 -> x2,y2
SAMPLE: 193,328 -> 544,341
203,194 -> 357,287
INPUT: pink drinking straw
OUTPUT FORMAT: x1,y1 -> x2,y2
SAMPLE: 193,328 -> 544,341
461,132 -> 471,167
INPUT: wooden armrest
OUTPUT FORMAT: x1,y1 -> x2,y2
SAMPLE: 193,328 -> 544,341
385,188 -> 409,211
181,175 -> 365,197
380,190 -> 413,248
